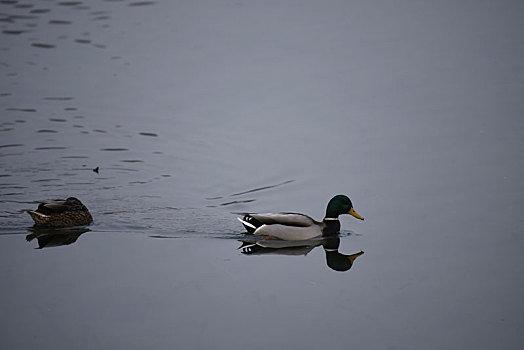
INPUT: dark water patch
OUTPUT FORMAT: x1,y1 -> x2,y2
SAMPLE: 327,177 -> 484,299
34,146 -> 67,150
72,124 -> 83,128
93,129 -> 107,133
206,196 -> 223,200
49,20 -> 73,25
73,115 -> 84,119
0,143 -> 23,148
15,120 -> 25,123
31,43 -> 55,49
139,132 -> 157,137
49,118 -> 67,122
100,148 -> 128,151
57,1 -> 82,6
92,43 -> 106,49
0,185 -> 26,189
0,1 -> 18,4
0,128 -> 14,132
61,155 -> 88,159
0,192 -> 24,196
37,129 -> 58,133
14,3 -> 33,8
30,9 -> 50,14
64,107 -> 77,111
120,159 -> 143,163
2,29 -> 29,34
75,39 -> 91,44
161,174 -> 171,177
128,1 -> 156,6
111,56 -> 121,60
6,107 -> 36,112
80,131 -> 89,134
44,96 -> 74,101
220,199 -> 256,206
1,93 -> 12,96
0,174 -> 12,177
230,180 -> 295,197
30,178 -> 59,183
152,151 -> 162,154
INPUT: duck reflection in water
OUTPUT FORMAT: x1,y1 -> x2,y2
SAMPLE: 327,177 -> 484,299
239,236 -> 364,272
26,227 -> 90,249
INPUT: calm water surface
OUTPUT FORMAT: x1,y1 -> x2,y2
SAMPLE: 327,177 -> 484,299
1,1 -> 524,349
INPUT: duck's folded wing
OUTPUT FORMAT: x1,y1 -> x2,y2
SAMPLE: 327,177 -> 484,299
249,213 -> 317,227
38,200 -> 69,214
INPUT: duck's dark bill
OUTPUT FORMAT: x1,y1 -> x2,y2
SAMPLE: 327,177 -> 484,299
348,208 -> 364,220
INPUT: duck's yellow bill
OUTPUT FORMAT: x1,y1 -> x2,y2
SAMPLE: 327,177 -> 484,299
348,251 -> 364,264
348,207 -> 364,220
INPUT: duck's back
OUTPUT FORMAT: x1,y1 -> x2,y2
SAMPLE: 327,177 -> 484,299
249,213 -> 318,227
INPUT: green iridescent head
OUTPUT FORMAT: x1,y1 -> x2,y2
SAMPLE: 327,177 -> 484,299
325,195 -> 364,220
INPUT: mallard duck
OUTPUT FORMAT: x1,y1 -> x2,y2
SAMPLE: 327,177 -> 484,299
27,197 -> 93,227
237,194 -> 363,240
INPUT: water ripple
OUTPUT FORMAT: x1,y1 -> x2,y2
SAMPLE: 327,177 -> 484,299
49,20 -> 73,25
34,146 -> 68,150
44,97 -> 74,101
31,43 -> 55,49
0,144 -> 24,148
128,1 -> 156,6
6,108 -> 36,112
230,180 -> 295,197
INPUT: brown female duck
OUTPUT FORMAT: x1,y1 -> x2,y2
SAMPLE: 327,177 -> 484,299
27,197 -> 93,227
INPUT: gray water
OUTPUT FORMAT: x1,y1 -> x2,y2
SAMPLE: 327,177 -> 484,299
1,1 -> 524,349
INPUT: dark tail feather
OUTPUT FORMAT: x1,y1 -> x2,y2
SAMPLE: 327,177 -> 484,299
237,215 -> 263,234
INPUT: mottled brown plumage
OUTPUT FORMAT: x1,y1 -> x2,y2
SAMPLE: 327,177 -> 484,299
27,197 -> 93,227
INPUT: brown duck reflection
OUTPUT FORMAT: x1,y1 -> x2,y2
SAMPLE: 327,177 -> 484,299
26,227 -> 90,249
239,236 -> 363,272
